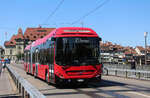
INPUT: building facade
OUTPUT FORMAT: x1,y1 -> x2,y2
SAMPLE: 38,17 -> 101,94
4,26 -> 55,62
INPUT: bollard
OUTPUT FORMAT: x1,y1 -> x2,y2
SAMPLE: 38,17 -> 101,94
126,71 -> 128,78
24,91 -> 29,98
22,87 -> 24,98
115,70 -> 117,76
138,72 -> 140,79
19,83 -> 21,93
16,80 -> 18,88
106,69 -> 108,75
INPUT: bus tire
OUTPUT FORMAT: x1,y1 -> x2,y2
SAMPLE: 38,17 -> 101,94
55,75 -> 64,88
45,72 -> 49,83
96,75 -> 102,82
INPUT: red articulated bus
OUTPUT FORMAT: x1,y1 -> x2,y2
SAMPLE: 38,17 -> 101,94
24,27 -> 102,86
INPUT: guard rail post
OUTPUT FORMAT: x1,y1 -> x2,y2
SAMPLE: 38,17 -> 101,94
106,69 -> 108,75
104,67 -> 150,80
138,72 -> 140,79
22,87 -> 24,98
115,70 -> 117,76
125,71 -> 128,78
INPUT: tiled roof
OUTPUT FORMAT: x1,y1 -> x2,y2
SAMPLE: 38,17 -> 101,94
4,27 -> 56,47
101,41 -> 137,55
136,46 -> 145,51
101,41 -> 124,51
24,27 -> 55,41
15,28 -> 24,40
4,35 -> 17,46
124,48 -> 137,55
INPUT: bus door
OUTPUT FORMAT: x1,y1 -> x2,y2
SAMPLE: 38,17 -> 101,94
35,49 -> 39,77
30,50 -> 33,74
27,52 -> 30,73
49,41 -> 55,83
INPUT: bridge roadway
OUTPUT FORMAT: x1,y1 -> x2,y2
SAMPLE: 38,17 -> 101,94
9,63 -> 150,98
0,67 -> 20,98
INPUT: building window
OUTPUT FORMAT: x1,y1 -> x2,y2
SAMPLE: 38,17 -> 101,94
37,30 -> 47,32
27,36 -> 29,39
10,49 -> 13,55
18,46 -> 21,49
34,36 -> 36,38
41,36 -> 43,38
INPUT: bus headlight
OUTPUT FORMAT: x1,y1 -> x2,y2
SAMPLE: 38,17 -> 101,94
96,74 -> 100,77
60,74 -> 64,79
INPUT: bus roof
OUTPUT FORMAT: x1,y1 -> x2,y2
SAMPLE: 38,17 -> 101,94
29,27 -> 99,48
54,27 -> 99,37
25,44 -> 31,50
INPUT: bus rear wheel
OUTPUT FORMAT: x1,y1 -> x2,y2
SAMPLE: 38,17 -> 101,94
45,72 -> 50,85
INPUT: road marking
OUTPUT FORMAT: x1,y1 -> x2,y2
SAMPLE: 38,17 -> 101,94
127,92 -> 150,98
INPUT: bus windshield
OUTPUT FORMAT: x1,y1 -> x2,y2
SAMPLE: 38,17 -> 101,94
55,37 -> 100,66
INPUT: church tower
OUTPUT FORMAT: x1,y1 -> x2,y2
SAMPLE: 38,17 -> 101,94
15,28 -> 24,60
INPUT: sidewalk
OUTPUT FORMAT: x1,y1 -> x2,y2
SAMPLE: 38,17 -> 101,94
0,68 -> 19,98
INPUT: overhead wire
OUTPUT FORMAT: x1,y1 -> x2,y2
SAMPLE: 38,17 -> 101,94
71,0 -> 110,26
42,0 -> 65,25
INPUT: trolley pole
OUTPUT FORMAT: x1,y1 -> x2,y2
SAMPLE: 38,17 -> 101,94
144,32 -> 148,66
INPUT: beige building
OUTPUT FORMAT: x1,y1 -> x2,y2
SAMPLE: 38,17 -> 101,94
4,28 -> 24,61
4,27 -> 55,62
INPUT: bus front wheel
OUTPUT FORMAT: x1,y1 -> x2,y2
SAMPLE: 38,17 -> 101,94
55,75 -> 65,88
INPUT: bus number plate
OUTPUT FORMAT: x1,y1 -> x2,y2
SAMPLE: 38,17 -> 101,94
77,79 -> 84,82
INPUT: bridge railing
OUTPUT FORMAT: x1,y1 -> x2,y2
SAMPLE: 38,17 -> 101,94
103,67 -> 150,80
7,65 -> 46,98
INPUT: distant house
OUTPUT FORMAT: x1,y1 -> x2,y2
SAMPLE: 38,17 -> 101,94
4,26 -> 55,62
101,41 -> 125,64
4,28 -> 24,61
135,46 -> 145,56
135,46 -> 150,65
124,47 -> 137,64
101,41 -> 114,64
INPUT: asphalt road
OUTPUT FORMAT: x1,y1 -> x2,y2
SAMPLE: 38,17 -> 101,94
9,63 -> 150,98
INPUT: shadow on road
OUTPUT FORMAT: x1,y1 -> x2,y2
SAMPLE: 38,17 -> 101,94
53,79 -> 127,89
0,93 -> 21,98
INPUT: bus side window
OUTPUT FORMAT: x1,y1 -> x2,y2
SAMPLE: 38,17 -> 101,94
45,40 -> 50,64
39,45 -> 42,64
35,49 -> 39,63
32,51 -> 35,64
51,42 -> 54,65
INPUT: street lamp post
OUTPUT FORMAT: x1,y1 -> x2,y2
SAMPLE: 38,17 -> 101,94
144,32 -> 148,66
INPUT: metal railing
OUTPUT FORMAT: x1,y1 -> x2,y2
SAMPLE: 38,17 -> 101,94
103,67 -> 150,80
103,64 -> 150,71
7,65 -> 46,98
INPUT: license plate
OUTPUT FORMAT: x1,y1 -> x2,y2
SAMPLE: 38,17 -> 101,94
77,79 -> 84,82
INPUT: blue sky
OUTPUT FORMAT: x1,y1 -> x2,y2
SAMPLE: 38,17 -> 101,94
0,0 -> 150,47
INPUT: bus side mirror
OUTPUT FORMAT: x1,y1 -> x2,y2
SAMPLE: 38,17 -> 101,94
99,38 -> 102,41
51,37 -> 56,41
